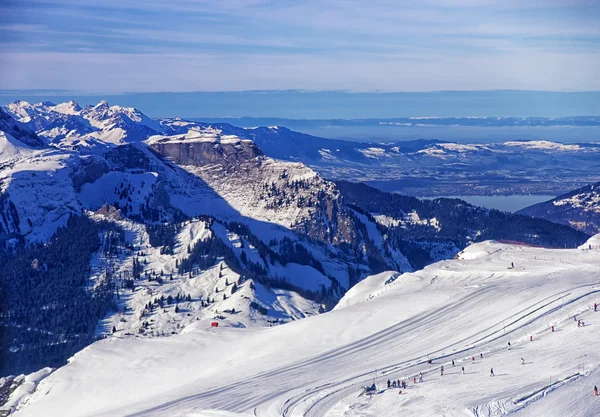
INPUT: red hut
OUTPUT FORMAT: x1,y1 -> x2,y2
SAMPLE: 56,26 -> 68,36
211,322 -> 219,327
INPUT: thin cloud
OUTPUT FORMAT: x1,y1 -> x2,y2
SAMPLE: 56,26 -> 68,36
1,0 -> 599,92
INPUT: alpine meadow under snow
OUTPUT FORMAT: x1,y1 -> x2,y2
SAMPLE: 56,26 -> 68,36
1,99 -> 600,417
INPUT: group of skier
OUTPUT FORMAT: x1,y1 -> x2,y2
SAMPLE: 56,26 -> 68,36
387,379 -> 407,390
381,302 -> 599,396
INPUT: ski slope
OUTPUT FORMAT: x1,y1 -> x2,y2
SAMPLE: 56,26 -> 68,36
13,238 -> 600,417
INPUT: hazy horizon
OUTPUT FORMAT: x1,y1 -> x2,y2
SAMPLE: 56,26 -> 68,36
2,90 -> 599,120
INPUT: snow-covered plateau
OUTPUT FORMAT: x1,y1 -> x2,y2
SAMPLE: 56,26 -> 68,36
9,237 -> 600,417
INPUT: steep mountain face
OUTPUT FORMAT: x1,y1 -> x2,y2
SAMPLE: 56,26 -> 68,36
517,182 -> 600,235
0,108 -> 44,148
146,129 -> 375,253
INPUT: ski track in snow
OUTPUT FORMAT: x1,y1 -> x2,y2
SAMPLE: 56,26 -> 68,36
13,240 -> 600,417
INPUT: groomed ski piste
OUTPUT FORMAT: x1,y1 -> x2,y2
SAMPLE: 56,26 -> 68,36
12,237 -> 600,417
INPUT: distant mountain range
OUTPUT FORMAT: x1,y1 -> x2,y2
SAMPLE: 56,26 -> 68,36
5,99 -> 600,196
195,115 -> 600,129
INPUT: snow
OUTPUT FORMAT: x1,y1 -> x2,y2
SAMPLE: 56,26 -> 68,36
553,192 -> 600,212
147,128 -> 252,146
0,368 -> 53,414
439,143 -> 483,152
503,141 -> 582,152
79,171 -> 158,215
14,238 -> 600,417
85,216 -> 321,339
334,271 -> 400,310
579,234 -> 600,250
269,262 -> 331,292
358,147 -> 387,158
0,147 -> 81,241
50,101 -> 81,115
0,131 -> 33,163
417,147 -> 447,157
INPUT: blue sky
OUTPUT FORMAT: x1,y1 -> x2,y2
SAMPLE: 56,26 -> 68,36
1,0 -> 599,92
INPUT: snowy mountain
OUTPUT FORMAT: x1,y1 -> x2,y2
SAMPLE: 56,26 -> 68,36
5,101 -> 600,198
0,100 -> 592,385
7,236 -> 600,417
4,100 -> 163,148
518,182 -> 600,235
0,105 -> 410,378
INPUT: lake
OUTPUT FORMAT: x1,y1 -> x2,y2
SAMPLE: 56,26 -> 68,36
423,195 -> 556,213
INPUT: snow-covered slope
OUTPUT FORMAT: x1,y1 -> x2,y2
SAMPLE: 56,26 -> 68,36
518,182 -> 600,235
89,216 -> 322,339
0,108 -> 44,148
12,237 -> 600,417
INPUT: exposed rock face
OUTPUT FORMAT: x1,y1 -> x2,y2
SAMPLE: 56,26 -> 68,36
70,155 -> 110,192
148,131 -> 262,168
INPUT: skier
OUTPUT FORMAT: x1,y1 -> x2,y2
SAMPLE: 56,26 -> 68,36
402,380 -> 407,389
397,379 -> 401,388
472,356 -> 475,362
413,376 -> 417,384
508,341 -> 511,349
595,303 -> 597,312
511,262 -> 514,268
530,335 -> 533,341
552,325 -> 554,332
440,366 -> 444,376
387,380 -> 391,389
461,366 -> 465,375
490,368 -> 495,377
578,320 -> 581,327
452,360 -> 455,367
419,372 -> 423,383
594,385 -> 599,396
392,380 -> 397,388
582,321 -> 585,326
521,358 -> 525,365
480,353 -> 483,359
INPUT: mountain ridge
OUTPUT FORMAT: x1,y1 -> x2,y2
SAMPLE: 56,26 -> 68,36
517,182 -> 600,235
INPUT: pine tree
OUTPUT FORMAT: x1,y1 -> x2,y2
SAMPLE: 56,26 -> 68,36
112,326 -> 117,333
175,305 -> 179,313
